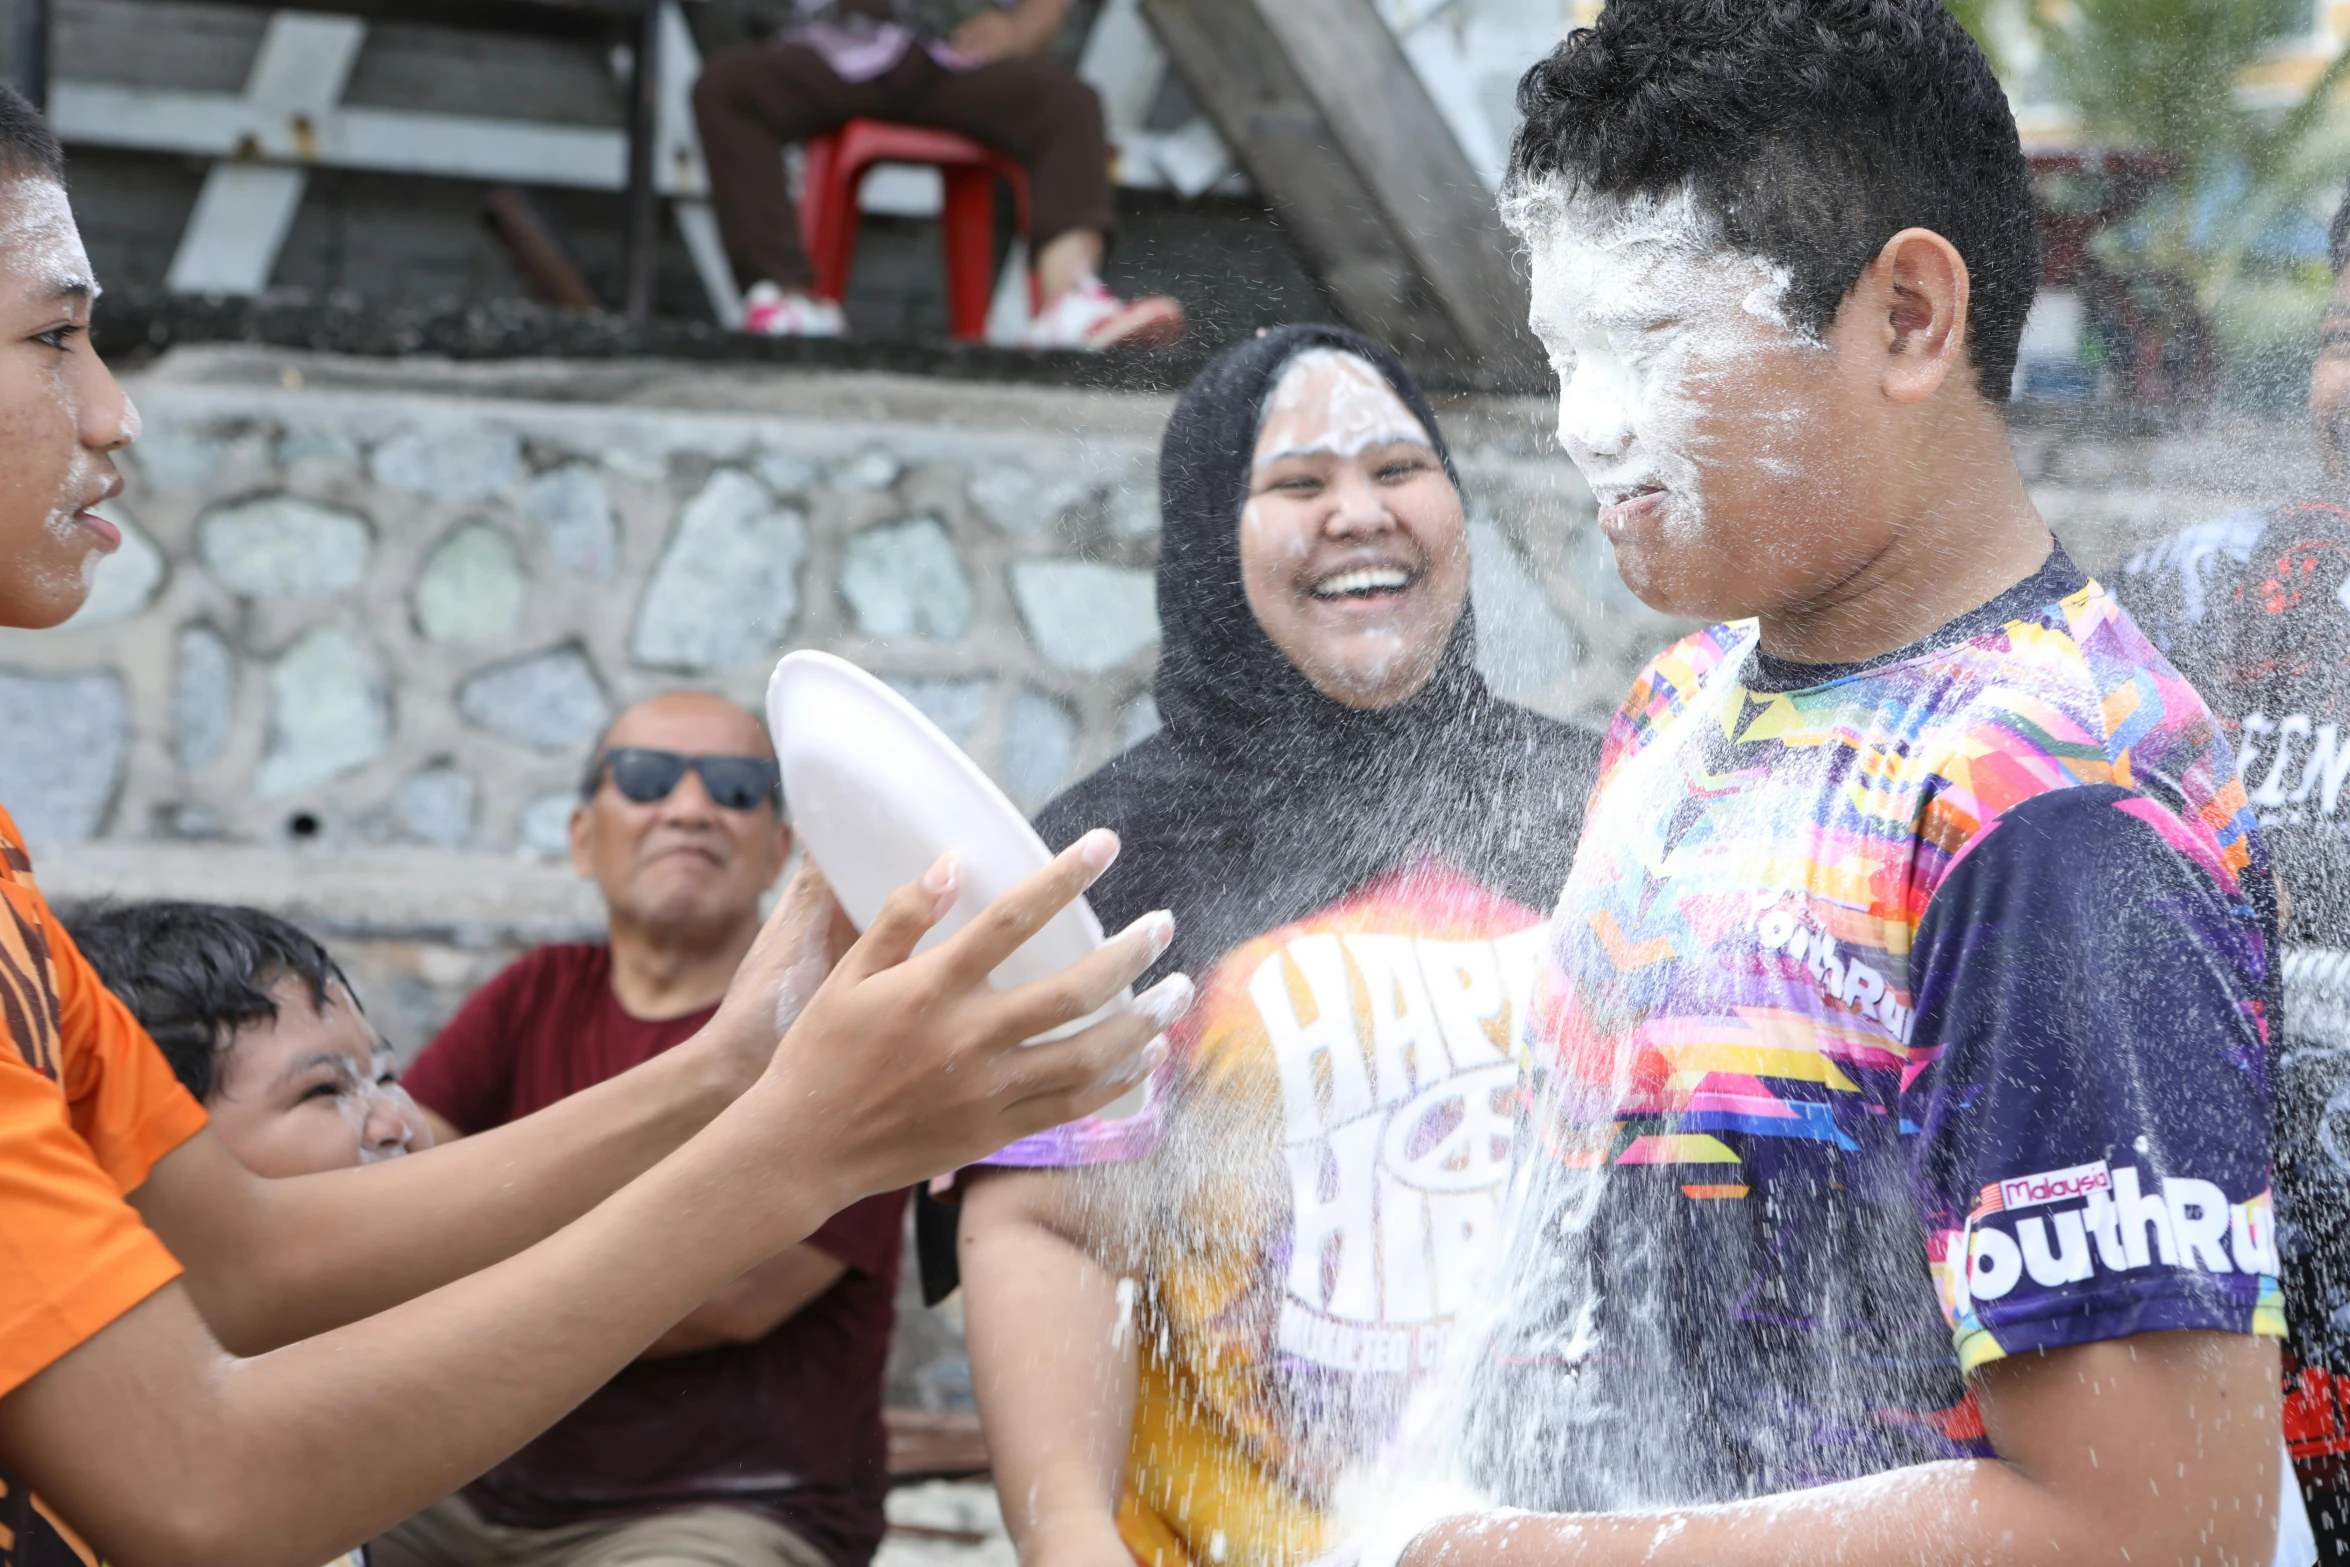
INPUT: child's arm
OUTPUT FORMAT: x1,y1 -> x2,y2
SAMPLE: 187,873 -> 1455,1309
1404,1329 -> 2281,1567
126,860 -> 846,1354
963,1166 -> 1140,1567
0,844 -> 1180,1567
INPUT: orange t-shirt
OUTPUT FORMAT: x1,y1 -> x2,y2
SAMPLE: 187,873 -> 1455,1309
0,801 -> 206,1563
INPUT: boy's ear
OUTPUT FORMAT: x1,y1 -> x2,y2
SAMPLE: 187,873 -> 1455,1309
1863,227 -> 1971,406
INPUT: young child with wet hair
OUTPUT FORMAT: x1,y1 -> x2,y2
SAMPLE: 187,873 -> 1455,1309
67,902 -> 429,1178
1364,4 -> 2304,1567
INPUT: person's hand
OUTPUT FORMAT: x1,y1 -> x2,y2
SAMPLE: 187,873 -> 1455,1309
696,856 -> 856,1098
755,829 -> 1187,1205
949,8 -> 1029,63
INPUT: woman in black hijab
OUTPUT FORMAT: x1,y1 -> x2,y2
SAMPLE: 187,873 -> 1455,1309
958,325 -> 1601,1567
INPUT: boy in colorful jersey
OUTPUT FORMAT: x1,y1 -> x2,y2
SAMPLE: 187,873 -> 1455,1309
1374,5 -> 2297,1567
0,84 -> 1181,1567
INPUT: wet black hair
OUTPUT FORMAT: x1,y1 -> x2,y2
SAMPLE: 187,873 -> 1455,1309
0,83 -> 64,183
2329,183 -> 2350,276
1505,0 -> 2037,402
63,901 -> 359,1102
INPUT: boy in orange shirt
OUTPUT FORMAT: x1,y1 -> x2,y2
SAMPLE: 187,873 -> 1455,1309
0,82 -> 1186,1567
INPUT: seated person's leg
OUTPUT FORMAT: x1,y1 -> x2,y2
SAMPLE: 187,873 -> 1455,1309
917,56 -> 1184,351
692,42 -> 910,338
553,1503 -> 831,1567
66,900 -> 430,1177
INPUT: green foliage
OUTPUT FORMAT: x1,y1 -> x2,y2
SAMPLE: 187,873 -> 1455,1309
2030,0 -> 2338,196
2019,0 -> 2348,396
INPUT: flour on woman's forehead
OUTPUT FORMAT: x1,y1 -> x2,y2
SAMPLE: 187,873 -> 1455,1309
1254,348 -> 1432,469
1513,181 -> 1801,341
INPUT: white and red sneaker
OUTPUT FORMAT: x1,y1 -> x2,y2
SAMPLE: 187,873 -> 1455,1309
1021,278 -> 1186,351
742,281 -> 848,338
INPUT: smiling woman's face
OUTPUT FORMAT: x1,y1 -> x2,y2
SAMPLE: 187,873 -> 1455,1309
1238,350 -> 1468,710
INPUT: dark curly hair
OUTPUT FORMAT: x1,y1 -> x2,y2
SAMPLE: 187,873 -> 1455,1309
62,901 -> 360,1102
1505,0 -> 2036,402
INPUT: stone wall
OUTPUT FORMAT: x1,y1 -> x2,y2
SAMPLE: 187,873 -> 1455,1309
0,344 -> 1677,1057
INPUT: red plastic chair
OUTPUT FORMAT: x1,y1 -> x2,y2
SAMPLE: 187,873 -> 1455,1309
798,119 -> 1034,341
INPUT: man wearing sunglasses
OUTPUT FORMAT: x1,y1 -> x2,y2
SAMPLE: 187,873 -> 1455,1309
382,691 -> 906,1567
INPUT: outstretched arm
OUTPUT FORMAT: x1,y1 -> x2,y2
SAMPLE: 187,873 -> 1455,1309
2,836 -> 1191,1567
641,1242 -> 847,1359
1400,1330 -> 2283,1567
129,864 -> 842,1355
963,1166 -> 1138,1567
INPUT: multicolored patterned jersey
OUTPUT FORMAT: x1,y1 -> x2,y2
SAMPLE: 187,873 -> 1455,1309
1481,551 -> 2280,1509
987,859 -> 1548,1567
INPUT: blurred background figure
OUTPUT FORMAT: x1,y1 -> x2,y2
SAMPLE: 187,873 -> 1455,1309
2115,182 -> 2350,1567
693,0 -> 1184,348
957,325 -> 1600,1567
371,689 -> 906,1567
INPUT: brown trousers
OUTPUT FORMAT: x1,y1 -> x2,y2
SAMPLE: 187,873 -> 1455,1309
371,1493 -> 833,1567
691,40 -> 1116,291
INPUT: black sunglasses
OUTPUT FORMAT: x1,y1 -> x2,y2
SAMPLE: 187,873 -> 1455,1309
586,748 -> 783,814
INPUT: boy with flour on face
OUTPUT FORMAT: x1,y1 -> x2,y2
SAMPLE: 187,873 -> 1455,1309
1362,4 -> 2306,1567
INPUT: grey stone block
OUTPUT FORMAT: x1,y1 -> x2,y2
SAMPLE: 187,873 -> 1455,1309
968,462 -> 1087,535
1008,560 -> 1158,673
256,627 -> 390,799
753,449 -> 816,495
0,670 -> 128,844
370,426 -> 524,502
1467,517 -> 1580,706
1001,687 -> 1076,811
414,522 -> 527,643
277,426 -> 361,468
172,624 -> 237,774
1105,484 -> 1160,540
631,470 -> 808,672
829,449 -> 901,494
396,765 -> 477,847
199,494 -> 372,598
459,646 -> 610,753
1118,693 -> 1162,750
516,792 -> 578,856
131,425 -> 225,488
521,466 -> 620,580
840,517 -> 973,642
884,675 -> 992,747
63,508 -> 165,629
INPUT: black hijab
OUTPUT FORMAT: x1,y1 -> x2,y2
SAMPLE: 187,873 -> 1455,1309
1036,324 -> 1602,982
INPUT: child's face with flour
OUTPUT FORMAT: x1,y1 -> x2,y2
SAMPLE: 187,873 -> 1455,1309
0,172 -> 136,631
1527,191 -> 1907,626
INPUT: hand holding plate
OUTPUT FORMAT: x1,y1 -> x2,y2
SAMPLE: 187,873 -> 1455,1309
761,833 -> 1190,1199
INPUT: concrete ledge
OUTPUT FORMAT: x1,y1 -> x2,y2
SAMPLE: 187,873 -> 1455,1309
33,842 -> 606,945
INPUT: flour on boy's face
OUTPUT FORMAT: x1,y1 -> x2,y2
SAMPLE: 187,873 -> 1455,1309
1524,188 -> 1851,622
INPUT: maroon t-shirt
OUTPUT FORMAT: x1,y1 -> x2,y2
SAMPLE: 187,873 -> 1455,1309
404,943 -> 908,1567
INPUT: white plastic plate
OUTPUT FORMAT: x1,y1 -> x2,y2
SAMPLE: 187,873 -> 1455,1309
766,651 -> 1147,1117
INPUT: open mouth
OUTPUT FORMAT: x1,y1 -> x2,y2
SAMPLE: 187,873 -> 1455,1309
1596,484 -> 1666,536
1310,565 -> 1415,601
